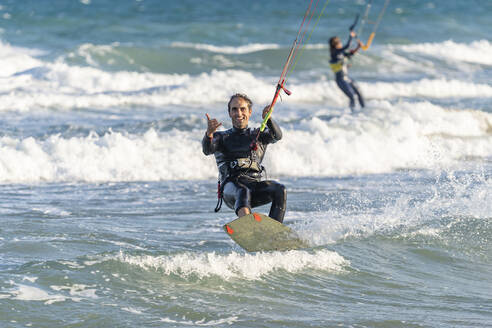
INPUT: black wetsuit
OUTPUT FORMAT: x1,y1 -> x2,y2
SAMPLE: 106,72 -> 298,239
330,35 -> 365,110
202,119 -> 286,223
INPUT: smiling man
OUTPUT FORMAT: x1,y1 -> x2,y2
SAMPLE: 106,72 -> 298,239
202,93 -> 286,222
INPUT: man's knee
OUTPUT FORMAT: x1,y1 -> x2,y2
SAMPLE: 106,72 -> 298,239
275,183 -> 286,198
237,207 -> 251,217
223,182 -> 250,210
269,183 -> 286,203
234,186 -> 251,214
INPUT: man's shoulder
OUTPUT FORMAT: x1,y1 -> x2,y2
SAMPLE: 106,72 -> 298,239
215,128 -> 233,137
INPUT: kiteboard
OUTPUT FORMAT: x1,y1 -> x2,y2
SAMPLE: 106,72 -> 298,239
223,213 -> 308,252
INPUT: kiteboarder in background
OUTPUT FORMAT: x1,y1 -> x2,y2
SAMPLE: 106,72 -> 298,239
329,30 -> 365,111
202,93 -> 286,223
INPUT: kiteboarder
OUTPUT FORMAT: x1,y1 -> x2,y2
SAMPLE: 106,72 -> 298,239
202,93 -> 286,223
329,30 -> 365,110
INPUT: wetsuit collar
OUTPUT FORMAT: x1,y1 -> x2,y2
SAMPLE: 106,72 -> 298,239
232,126 -> 248,134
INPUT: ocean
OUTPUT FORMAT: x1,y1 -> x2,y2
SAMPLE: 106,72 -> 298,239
0,0 -> 491,327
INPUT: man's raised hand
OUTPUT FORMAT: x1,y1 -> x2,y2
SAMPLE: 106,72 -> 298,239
262,105 -> 272,120
205,113 -> 222,138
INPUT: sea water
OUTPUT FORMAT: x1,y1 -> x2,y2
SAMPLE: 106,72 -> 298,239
0,0 -> 491,327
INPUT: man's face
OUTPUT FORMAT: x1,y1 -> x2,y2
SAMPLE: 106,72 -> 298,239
229,97 -> 252,129
334,37 -> 342,49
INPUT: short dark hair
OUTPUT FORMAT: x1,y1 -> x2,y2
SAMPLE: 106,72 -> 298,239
329,36 -> 338,49
227,93 -> 253,112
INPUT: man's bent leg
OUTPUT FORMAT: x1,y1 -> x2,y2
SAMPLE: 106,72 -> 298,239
237,207 -> 251,217
336,76 -> 355,110
223,180 -> 252,218
351,81 -> 365,108
268,183 -> 286,223
251,181 -> 287,223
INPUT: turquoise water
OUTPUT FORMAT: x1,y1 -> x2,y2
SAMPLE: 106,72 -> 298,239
0,1 -> 491,327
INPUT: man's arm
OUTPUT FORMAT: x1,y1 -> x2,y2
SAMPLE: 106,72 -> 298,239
347,39 -> 362,58
202,113 -> 222,155
260,106 -> 282,144
266,118 -> 282,142
341,30 -> 357,51
341,35 -> 353,51
202,133 -> 216,155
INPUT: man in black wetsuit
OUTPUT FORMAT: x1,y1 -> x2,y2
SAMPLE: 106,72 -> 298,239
202,93 -> 286,223
329,30 -> 365,110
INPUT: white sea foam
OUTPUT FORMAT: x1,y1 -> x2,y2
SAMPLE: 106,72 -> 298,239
78,39 -> 492,67
457,175 -> 492,218
0,67 -> 265,111
2,66 -> 491,112
0,41 -> 44,77
32,206 -> 71,216
0,129 -> 209,183
160,316 -> 239,326
2,39 -> 492,112
5,282 -> 101,304
122,307 -> 144,315
0,40 -> 491,183
267,101 -> 492,177
0,101 -> 491,183
51,284 -> 98,299
67,42 -> 135,67
171,42 -> 280,54
293,197 -> 427,246
22,276 -> 38,283
289,78 -> 492,107
11,284 -> 66,304
118,249 -> 348,280
397,39 -> 492,66
425,170 -> 492,220
404,228 -> 442,238
171,41 -> 325,54
0,61 -> 193,112
361,78 -> 492,99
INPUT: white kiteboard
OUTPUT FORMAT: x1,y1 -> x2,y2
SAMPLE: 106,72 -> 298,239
223,212 -> 308,252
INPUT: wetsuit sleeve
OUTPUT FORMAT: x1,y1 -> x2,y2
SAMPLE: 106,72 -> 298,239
346,42 -> 361,58
202,132 -> 220,155
332,35 -> 353,61
260,118 -> 282,144
341,35 -> 353,51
